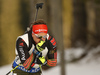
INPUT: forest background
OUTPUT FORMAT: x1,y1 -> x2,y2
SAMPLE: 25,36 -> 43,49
0,0 -> 100,67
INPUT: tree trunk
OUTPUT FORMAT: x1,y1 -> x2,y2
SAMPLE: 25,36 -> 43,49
86,0 -> 98,48
71,0 -> 87,47
62,0 -> 73,48
95,1 -> 100,45
49,0 -> 65,75
86,0 -> 100,48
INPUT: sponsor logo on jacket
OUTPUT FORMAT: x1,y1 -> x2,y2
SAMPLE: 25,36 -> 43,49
19,47 -> 26,60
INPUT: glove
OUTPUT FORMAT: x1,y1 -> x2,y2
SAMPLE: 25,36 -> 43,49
36,40 -> 45,51
33,40 -> 46,57
37,56 -> 47,65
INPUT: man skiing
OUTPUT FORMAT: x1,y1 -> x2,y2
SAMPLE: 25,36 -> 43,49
12,19 -> 57,75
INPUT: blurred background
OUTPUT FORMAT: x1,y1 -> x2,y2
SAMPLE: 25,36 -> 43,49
0,0 -> 100,75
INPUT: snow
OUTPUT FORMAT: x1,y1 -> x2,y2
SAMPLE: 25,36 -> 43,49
1,47 -> 100,75
1,63 -> 100,75
65,48 -> 85,62
67,63 -> 100,75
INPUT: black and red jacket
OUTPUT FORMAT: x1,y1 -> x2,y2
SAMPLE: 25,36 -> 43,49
12,31 -> 57,73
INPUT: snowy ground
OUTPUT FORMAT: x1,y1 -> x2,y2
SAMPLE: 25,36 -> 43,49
1,47 -> 100,75
1,63 -> 100,75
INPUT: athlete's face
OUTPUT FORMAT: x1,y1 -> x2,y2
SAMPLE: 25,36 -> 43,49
32,33 -> 47,43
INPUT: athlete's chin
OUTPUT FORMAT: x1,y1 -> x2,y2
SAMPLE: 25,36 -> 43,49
35,40 -> 40,44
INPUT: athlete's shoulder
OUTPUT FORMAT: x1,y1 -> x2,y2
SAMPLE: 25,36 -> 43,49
17,33 -> 29,46
46,34 -> 57,50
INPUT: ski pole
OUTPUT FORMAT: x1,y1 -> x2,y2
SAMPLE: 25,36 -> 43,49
34,3 -> 44,21
30,3 -> 44,28
6,64 -> 21,75
26,3 -> 44,32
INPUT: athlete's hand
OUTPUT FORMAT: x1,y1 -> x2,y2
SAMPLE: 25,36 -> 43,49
33,40 -> 46,57
36,40 -> 45,51
37,56 -> 47,65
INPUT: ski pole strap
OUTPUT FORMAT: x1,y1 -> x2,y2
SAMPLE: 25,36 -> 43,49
6,64 -> 21,75
33,49 -> 40,55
